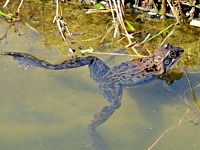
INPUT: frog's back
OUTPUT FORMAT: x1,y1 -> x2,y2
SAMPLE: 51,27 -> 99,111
102,60 -> 158,87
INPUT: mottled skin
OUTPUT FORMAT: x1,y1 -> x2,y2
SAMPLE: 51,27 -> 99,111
1,43 -> 184,129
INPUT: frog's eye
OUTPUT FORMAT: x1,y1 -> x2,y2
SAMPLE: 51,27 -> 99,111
169,50 -> 176,58
164,59 -> 170,65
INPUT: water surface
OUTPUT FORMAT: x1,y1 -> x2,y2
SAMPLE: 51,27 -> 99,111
0,1 -> 200,150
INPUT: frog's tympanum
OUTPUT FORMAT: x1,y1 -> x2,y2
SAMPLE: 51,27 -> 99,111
1,43 -> 184,129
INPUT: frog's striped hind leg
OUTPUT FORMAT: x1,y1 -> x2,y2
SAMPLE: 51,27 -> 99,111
1,52 -> 99,70
2,52 -> 111,82
88,83 -> 122,129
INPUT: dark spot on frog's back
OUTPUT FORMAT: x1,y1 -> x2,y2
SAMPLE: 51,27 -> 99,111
138,58 -> 143,62
144,68 -> 154,73
152,64 -> 157,68
130,73 -> 136,77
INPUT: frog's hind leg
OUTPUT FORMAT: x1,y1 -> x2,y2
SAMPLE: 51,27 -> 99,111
88,57 -> 111,83
1,52 -> 101,70
89,82 -> 122,129
2,52 -> 111,83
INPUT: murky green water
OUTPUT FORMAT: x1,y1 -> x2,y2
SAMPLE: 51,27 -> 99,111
0,1 -> 200,150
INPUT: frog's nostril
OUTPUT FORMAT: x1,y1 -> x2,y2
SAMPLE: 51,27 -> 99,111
176,48 -> 184,53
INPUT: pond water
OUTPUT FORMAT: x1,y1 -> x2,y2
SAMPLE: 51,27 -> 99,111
0,1 -> 200,150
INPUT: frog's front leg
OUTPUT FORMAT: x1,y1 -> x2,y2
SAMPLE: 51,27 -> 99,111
89,82 -> 122,129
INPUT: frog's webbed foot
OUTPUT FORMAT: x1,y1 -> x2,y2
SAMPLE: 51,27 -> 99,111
88,83 -> 122,129
88,126 -> 110,150
88,105 -> 120,130
1,52 -> 41,70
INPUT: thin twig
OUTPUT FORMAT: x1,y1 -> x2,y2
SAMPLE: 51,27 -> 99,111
167,0 -> 180,24
85,9 -> 116,14
160,26 -> 176,47
100,0 -> 140,55
147,108 -> 190,150
53,0 -> 71,41
3,0 -> 10,8
184,70 -> 200,111
100,24 -> 116,43
81,35 -> 102,42
109,0 -> 116,23
145,24 -> 174,43
17,0 -> 24,12
125,33 -> 151,49
0,25 -> 10,42
86,51 -> 146,57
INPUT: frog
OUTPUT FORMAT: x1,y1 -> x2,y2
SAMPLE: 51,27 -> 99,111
1,43 -> 184,130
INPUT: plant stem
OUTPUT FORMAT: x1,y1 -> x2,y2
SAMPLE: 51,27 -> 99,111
0,10 -> 12,19
144,23 -> 174,43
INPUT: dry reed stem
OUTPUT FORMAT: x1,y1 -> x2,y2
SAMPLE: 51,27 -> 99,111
88,51 -> 145,57
100,23 -> 116,43
85,9 -> 116,14
111,0 -> 140,55
3,0 -> 24,13
148,74 -> 200,150
3,0 -> 10,8
166,0 -> 180,24
17,0 -> 24,12
125,33 -> 152,57
109,0 -> 116,23
53,0 -> 71,41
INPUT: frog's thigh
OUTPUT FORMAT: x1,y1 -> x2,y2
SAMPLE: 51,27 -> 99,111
88,57 -> 111,83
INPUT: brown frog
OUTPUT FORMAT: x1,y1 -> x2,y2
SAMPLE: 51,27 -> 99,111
1,43 -> 184,130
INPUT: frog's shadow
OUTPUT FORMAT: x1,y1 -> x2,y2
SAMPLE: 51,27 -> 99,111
127,71 -> 200,127
127,81 -> 180,127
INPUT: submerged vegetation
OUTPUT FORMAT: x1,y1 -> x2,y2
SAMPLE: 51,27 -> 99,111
0,0 -> 199,54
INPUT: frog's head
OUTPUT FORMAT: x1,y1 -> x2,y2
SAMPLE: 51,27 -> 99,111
161,43 -> 184,74
152,43 -> 184,75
